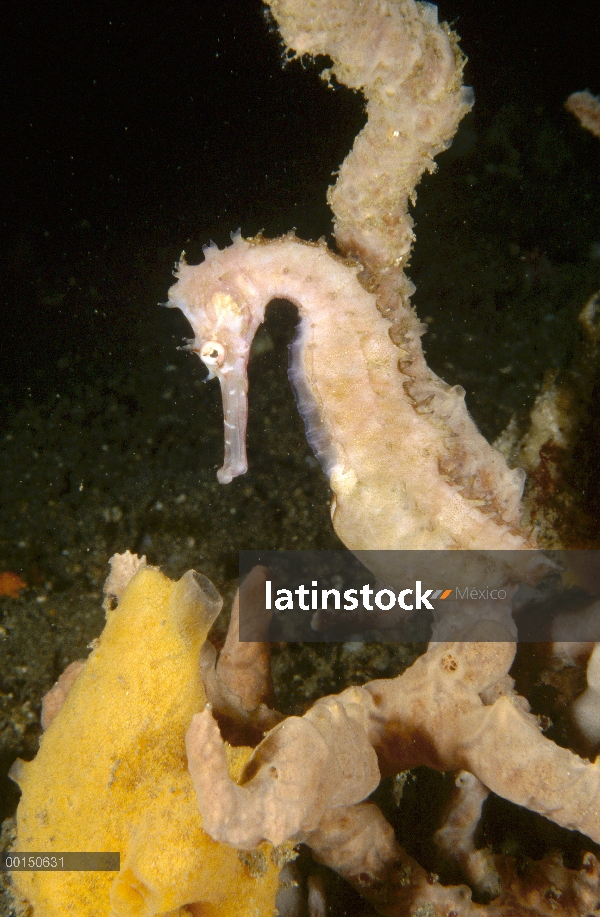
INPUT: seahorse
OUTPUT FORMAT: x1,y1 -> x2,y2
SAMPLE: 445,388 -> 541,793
167,231 -> 530,557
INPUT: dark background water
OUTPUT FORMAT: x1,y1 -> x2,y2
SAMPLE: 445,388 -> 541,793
2,0 -> 599,416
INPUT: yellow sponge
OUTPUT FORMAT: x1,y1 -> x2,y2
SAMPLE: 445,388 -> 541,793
10,567 -> 280,917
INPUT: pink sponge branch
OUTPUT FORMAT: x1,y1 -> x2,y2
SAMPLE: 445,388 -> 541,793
364,642 -> 600,843
189,640 -> 600,854
216,565 -> 274,710
566,90 -> 600,140
186,693 -> 380,848
265,0 -> 473,314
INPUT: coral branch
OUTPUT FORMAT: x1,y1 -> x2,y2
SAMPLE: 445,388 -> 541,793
566,90 -> 600,139
265,0 -> 473,314
186,693 -> 380,848
191,640 -> 600,853
434,771 -> 500,897
216,565 -> 274,710
199,566 -> 282,740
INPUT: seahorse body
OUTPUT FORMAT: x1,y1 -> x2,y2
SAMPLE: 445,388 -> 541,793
168,233 -> 531,560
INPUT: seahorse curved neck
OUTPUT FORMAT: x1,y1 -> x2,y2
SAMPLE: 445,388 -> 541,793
168,233 -> 530,554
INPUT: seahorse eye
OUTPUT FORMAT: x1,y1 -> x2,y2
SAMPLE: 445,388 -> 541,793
200,341 -> 226,367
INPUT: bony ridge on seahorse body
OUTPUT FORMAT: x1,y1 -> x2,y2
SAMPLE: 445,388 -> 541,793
167,231 -> 532,558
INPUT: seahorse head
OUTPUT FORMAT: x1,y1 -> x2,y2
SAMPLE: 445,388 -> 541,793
167,237 -> 263,483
